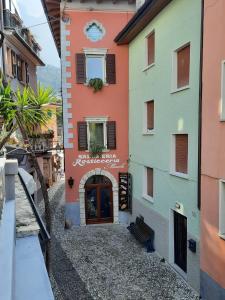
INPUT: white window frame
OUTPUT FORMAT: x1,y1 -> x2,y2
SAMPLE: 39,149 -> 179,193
83,48 -> 107,84
171,42 -> 191,93
220,61 -> 225,121
170,134 -> 189,179
219,180 -> 225,240
85,117 -> 108,151
142,166 -> 154,203
143,100 -> 155,135
143,30 -> 155,72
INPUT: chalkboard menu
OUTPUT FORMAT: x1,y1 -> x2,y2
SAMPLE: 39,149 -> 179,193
119,173 -> 132,212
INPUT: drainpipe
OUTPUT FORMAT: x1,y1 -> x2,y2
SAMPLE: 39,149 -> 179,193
198,0 -> 204,210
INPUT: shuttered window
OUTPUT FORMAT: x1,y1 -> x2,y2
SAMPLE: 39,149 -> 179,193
11,51 -> 17,78
77,122 -> 88,150
76,53 -> 116,84
177,45 -> 190,88
147,167 -> 153,197
147,100 -> 154,130
106,54 -> 116,84
175,134 -> 188,174
147,32 -> 155,66
78,120 -> 116,151
107,121 -> 116,150
76,53 -> 86,83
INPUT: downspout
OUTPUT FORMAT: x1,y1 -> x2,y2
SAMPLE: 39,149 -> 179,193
198,0 -> 204,210
0,0 -> 6,77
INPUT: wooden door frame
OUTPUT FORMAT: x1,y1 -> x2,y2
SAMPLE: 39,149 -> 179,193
85,183 -> 113,224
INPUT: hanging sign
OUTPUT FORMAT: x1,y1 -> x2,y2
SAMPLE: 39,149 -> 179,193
119,172 -> 132,211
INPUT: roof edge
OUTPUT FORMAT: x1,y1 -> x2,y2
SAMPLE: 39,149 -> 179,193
115,0 -> 172,45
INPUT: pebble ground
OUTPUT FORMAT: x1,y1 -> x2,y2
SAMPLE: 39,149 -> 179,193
44,180 -> 199,300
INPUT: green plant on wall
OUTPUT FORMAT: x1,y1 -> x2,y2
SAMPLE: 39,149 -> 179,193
89,143 -> 105,158
88,78 -> 103,93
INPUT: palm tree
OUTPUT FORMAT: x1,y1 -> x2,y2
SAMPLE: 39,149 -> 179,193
0,80 -> 58,272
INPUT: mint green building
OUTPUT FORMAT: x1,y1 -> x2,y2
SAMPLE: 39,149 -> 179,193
116,0 -> 202,291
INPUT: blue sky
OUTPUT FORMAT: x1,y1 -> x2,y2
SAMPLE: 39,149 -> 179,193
16,0 -> 60,67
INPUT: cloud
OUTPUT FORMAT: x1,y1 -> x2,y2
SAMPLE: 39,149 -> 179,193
17,0 -> 44,18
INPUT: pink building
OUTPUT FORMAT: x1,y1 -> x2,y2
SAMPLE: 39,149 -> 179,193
53,1 -> 136,225
201,0 -> 225,298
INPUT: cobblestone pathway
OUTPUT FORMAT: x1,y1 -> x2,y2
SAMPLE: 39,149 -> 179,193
47,180 -> 199,300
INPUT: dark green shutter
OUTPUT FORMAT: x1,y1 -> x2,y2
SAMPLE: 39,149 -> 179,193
106,54 -> 116,84
76,53 -> 86,83
107,121 -> 116,149
77,121 -> 88,150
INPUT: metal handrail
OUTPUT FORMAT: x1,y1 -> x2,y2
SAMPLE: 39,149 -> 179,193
18,170 -> 50,243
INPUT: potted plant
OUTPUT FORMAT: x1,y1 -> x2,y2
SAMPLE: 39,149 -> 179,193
88,78 -> 103,93
89,143 -> 105,158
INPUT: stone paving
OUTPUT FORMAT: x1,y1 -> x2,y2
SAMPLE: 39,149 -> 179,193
46,180 -> 199,300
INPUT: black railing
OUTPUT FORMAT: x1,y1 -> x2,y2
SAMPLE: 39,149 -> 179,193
18,170 -> 50,253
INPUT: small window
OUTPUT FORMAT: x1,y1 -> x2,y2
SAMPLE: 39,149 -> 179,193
86,55 -> 104,81
219,180 -> 225,239
147,32 -> 155,66
146,100 -> 154,131
17,57 -> 23,82
177,44 -> 190,88
85,21 -> 105,42
146,167 -> 153,198
175,134 -> 188,174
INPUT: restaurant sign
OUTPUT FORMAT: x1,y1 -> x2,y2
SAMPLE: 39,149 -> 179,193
73,154 -> 125,169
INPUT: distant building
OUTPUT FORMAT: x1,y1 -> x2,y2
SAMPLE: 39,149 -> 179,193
1,0 -> 61,200
115,0 -> 202,292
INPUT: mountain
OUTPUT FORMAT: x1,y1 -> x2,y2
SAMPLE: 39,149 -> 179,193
37,65 -> 61,94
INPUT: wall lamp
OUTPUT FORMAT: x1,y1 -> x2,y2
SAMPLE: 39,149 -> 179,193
68,176 -> 74,188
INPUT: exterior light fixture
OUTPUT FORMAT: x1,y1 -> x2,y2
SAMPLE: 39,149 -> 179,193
68,176 -> 74,188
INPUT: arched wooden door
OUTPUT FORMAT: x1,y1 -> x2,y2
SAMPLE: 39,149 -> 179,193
85,175 -> 113,224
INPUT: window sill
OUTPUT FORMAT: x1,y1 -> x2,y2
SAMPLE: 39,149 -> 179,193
220,117 -> 225,122
171,85 -> 190,94
218,233 -> 225,240
142,194 -> 154,204
84,82 -> 108,86
85,149 -> 110,153
142,63 -> 155,72
143,130 -> 155,136
170,171 -> 189,180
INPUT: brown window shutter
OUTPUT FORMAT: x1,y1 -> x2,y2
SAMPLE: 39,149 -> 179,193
77,121 -> 88,151
76,53 -> 86,83
107,121 -> 116,149
147,101 -> 154,130
106,54 -> 116,84
177,44 -> 190,88
175,134 -> 188,174
147,32 -> 155,65
147,167 -> 153,197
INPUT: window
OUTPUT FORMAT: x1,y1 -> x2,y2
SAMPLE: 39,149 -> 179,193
11,51 -> 17,78
147,167 -> 153,197
146,100 -> 154,131
86,55 -> 104,81
6,48 -> 12,76
77,119 -> 116,151
174,134 -> 188,174
25,63 -> 29,84
176,44 -> 190,89
219,180 -> 225,239
143,167 -> 153,202
147,31 -> 155,66
76,51 -> 116,84
89,122 -> 105,149
17,57 -> 23,82
84,21 -> 105,42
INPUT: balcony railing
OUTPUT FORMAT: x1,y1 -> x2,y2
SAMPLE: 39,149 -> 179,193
3,9 -> 41,56
29,132 -> 54,152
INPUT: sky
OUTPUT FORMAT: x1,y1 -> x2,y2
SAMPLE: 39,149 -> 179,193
15,0 -> 60,67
